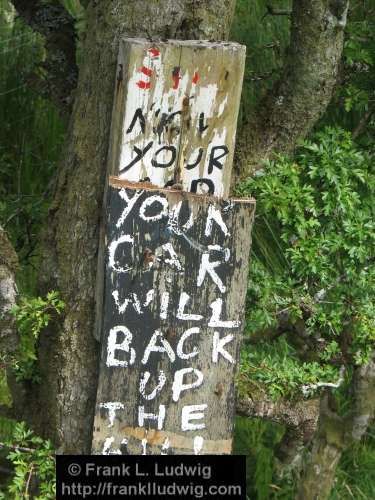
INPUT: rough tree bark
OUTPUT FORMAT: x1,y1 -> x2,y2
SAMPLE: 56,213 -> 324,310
0,226 -> 18,358
0,227 -> 19,416
297,355 -> 375,500
6,0 -> 349,462
20,0 -> 236,454
235,0 -> 349,178
237,390 -> 320,465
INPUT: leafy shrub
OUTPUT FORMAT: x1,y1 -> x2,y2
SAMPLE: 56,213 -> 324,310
239,338 -> 340,400
10,291 -> 64,382
0,422 -> 55,499
238,128 -> 374,397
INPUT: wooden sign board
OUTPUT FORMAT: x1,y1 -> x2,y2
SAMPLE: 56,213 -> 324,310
92,178 -> 255,455
108,38 -> 246,197
94,38 -> 246,341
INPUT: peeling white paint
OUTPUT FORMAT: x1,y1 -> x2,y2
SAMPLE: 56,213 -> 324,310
102,436 -> 121,455
99,402 -> 124,428
193,435 -> 204,455
161,437 -> 170,455
139,370 -> 167,400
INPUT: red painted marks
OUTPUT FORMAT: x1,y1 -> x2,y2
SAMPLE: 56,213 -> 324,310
172,66 -> 181,90
141,66 -> 153,77
136,80 -> 151,90
148,47 -> 160,57
192,72 -> 199,85
136,48 -> 160,90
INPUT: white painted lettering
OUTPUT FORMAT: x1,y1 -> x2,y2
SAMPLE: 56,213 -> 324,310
181,405 -> 207,431
172,368 -> 204,402
177,292 -> 203,321
205,204 -> 229,237
99,402 -> 124,428
162,242 -> 183,271
138,405 -> 166,430
176,327 -> 200,360
212,331 -> 234,364
139,195 -> 168,222
142,330 -> 176,364
112,289 -> 154,315
116,188 -> 143,227
160,291 -> 170,319
108,234 -> 133,273
209,298 -> 240,328
106,325 -> 136,367
139,371 -> 167,400
197,252 -> 226,293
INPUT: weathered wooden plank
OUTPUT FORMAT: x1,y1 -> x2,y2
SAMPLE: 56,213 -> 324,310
108,38 -> 246,196
94,38 -> 246,342
92,177 -> 255,455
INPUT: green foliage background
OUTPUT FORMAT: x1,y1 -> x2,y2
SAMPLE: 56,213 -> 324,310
0,0 -> 374,498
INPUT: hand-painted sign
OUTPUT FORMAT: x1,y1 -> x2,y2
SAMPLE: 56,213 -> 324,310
107,39 -> 246,197
92,178 -> 255,455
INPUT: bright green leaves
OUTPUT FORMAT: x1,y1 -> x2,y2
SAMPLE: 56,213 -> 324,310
0,422 -> 55,499
10,291 -> 65,382
239,338 -> 339,401
238,128 -> 374,396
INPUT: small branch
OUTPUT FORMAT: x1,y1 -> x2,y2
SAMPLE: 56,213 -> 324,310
352,106 -> 375,139
262,5 -> 292,21
25,464 -> 34,498
0,442 -> 35,453
301,366 -> 346,397
237,390 -> 320,464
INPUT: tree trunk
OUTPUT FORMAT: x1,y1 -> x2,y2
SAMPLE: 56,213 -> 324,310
0,226 -> 18,358
297,355 -> 375,500
7,0 -> 350,459
0,226 -> 21,419
235,0 -> 349,178
31,0 -> 236,454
